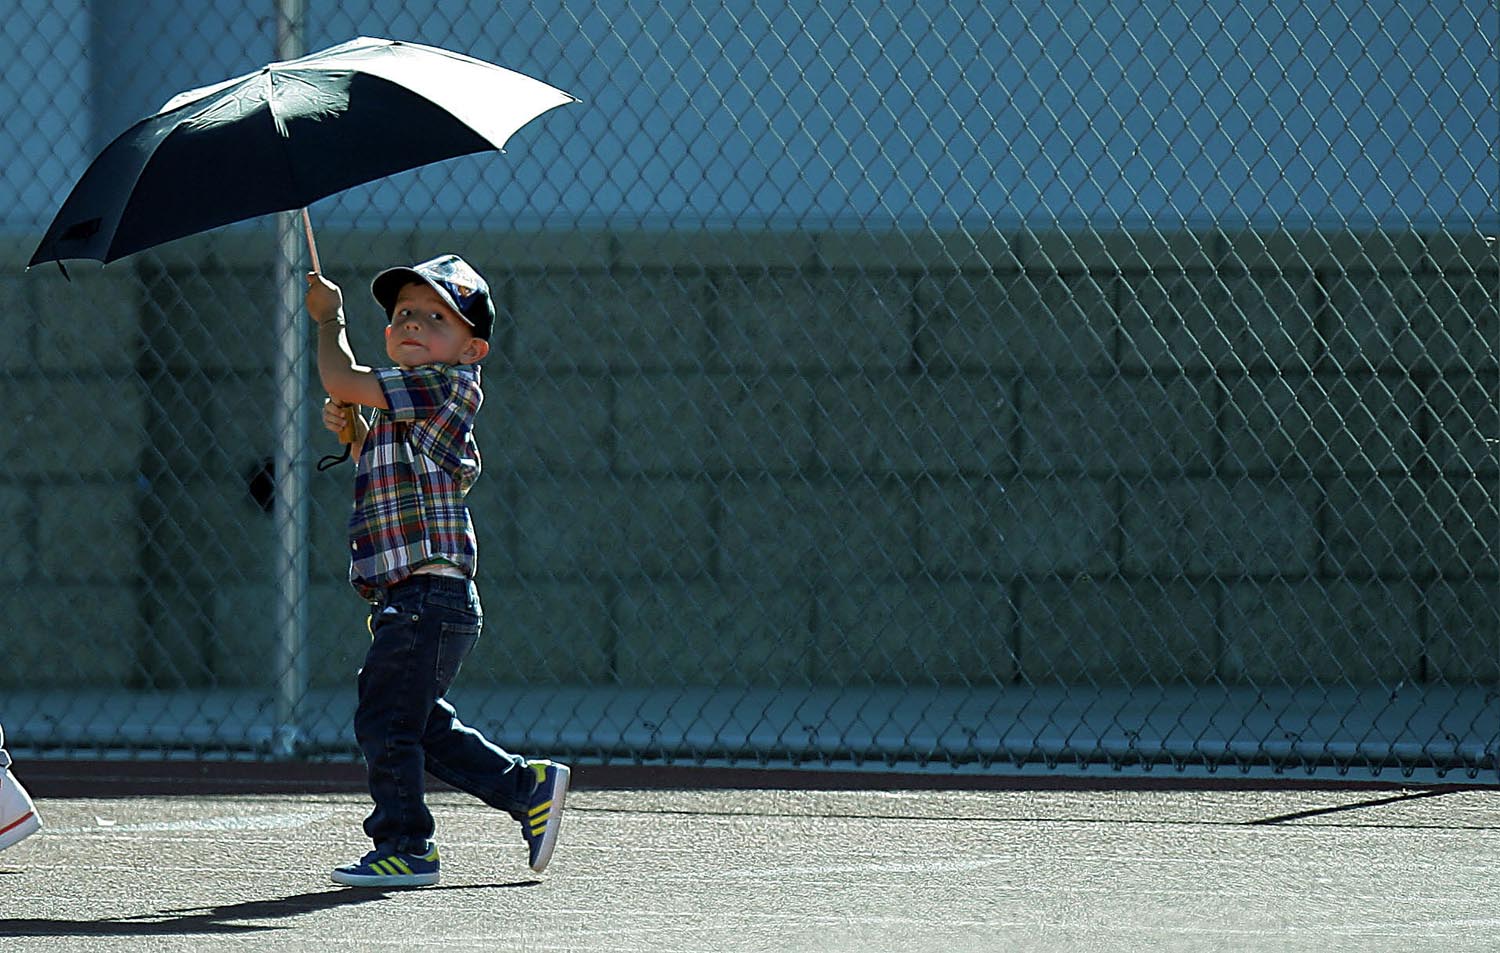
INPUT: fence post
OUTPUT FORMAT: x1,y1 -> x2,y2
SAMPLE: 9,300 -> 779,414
271,0 -> 308,759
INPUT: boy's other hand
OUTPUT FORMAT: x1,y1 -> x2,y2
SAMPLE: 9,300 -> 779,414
322,397 -> 353,435
306,272 -> 345,325
323,398 -> 368,446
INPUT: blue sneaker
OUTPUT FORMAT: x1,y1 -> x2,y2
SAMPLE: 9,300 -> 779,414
331,844 -> 440,887
522,760 -> 570,873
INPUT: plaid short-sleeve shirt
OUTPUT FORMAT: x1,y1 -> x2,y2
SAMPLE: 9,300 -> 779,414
347,363 -> 483,600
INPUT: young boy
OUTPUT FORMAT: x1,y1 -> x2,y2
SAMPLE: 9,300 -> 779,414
306,254 -> 569,888
0,724 -> 41,853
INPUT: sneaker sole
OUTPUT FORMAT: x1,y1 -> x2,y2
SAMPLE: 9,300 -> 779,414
330,868 -> 439,888
0,812 -> 39,852
0,770 -> 40,852
529,763 -> 571,873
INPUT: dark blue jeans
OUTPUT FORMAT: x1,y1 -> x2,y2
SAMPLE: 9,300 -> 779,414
355,574 -> 532,853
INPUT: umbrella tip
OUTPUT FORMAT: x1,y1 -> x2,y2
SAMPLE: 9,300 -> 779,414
31,259 -> 72,281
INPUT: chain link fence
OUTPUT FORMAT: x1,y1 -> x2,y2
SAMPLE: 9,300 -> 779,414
0,1 -> 1496,782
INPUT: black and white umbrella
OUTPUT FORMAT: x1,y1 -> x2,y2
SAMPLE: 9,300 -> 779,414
30,35 -> 577,269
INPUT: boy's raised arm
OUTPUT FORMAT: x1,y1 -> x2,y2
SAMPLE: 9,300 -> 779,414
306,272 -> 388,409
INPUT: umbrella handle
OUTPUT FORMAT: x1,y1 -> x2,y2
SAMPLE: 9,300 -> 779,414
301,207 -> 322,273
304,206 -> 347,455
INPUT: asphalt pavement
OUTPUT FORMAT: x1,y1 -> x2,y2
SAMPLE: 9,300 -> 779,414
1,767 -> 1497,952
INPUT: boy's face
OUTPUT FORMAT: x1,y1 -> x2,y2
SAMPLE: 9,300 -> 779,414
384,282 -> 490,368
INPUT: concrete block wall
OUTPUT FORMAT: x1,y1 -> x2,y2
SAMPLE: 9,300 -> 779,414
0,247 -> 148,689
0,227 -> 1494,692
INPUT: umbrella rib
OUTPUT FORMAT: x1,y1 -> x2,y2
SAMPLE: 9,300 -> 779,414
266,68 -> 313,207
99,115 -> 191,262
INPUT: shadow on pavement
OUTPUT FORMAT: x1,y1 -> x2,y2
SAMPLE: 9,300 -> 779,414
1245,786 -> 1462,826
0,880 -> 541,937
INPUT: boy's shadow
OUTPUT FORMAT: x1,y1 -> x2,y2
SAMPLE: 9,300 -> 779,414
0,880 -> 541,937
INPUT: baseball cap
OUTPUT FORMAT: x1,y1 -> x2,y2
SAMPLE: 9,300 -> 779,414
371,254 -> 496,340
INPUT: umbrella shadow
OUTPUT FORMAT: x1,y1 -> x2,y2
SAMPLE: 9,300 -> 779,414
0,880 -> 541,937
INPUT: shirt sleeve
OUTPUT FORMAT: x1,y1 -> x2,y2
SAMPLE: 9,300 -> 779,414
374,366 -> 482,484
375,366 -> 451,422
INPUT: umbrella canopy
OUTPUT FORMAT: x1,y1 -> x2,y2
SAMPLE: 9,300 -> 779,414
29,36 -> 577,266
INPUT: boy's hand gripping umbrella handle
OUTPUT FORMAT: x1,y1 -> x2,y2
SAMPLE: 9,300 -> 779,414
334,403 -> 358,445
317,402 -> 357,471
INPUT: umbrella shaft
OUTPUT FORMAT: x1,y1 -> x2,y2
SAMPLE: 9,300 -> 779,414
301,208 -> 321,273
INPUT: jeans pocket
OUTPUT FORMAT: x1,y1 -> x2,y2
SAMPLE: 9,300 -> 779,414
434,620 -> 480,693
370,600 -> 421,637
